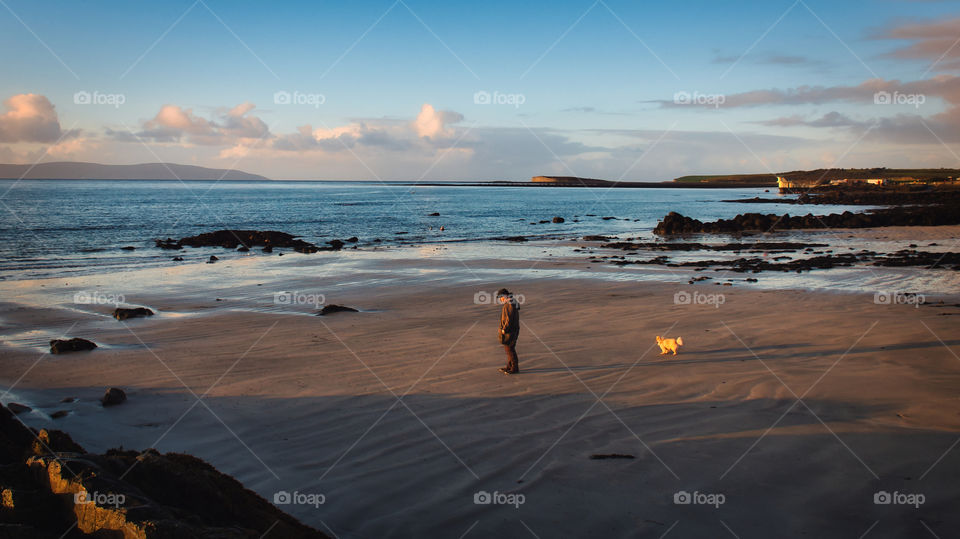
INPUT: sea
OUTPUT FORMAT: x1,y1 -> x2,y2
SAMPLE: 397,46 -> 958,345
0,179 -> 956,297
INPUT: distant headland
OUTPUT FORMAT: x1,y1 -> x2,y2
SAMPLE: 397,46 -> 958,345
0,161 -> 269,181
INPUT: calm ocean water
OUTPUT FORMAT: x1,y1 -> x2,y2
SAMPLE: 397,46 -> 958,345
0,180 -> 878,280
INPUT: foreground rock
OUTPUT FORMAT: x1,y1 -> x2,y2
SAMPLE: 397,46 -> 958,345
113,307 -> 154,320
49,338 -> 98,354
0,406 -> 326,538
317,305 -> 359,316
654,205 -> 960,235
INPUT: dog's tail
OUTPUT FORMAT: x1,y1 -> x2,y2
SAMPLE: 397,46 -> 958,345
676,336 -> 683,346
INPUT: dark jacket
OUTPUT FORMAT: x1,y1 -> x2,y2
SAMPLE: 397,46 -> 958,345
499,300 -> 520,345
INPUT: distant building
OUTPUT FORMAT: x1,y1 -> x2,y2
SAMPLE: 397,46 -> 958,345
777,176 -> 822,190
865,178 -> 887,185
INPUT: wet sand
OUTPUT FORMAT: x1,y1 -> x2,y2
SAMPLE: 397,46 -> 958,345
1,237 -> 959,537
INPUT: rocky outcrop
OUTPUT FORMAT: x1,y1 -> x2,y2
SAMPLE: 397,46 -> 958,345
0,405 -> 326,538
49,338 -> 98,354
654,205 -> 960,235
155,230 -> 327,254
113,307 -> 154,321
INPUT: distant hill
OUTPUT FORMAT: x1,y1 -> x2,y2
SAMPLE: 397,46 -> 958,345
672,174 -> 777,186
0,162 -> 270,181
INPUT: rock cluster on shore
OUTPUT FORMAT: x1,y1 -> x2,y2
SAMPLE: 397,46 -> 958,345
0,405 -> 327,538
155,230 -> 346,254
654,205 -> 960,235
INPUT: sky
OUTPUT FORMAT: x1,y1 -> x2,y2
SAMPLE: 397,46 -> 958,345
1,0 -> 959,181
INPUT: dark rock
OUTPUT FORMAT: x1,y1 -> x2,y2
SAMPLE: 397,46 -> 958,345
317,305 -> 359,316
49,338 -> 97,354
50,410 -> 69,419
100,388 -> 127,407
552,216 -> 565,223
262,245 -> 273,253
7,403 -> 31,415
583,235 -> 615,241
120,246 -> 136,251
237,245 -> 250,252
345,236 -> 359,243
177,230 -> 318,252
207,255 -> 218,263
155,238 -> 182,250
428,212 -> 440,216
172,256 -> 184,261
113,307 -> 154,321
499,236 -> 528,242
327,239 -> 345,250
655,204 -> 960,236
589,453 -> 635,460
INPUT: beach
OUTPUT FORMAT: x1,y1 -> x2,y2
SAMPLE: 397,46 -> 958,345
3,231 -> 959,538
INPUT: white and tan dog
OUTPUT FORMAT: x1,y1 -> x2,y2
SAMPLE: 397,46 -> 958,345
656,336 -> 684,356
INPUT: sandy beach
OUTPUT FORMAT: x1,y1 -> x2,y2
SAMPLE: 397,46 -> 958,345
2,232 -> 959,538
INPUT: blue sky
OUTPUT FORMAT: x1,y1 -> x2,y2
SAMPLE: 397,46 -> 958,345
1,0 -> 959,180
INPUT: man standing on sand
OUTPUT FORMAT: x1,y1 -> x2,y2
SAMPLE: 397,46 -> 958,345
497,288 -> 520,374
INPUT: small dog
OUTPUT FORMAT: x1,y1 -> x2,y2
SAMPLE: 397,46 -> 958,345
656,336 -> 684,356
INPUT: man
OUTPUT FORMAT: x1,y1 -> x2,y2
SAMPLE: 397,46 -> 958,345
496,288 -> 520,374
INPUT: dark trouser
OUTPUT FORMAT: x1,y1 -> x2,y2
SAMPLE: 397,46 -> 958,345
503,344 -> 519,372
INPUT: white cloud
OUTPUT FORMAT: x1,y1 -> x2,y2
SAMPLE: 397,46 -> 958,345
0,94 -> 70,143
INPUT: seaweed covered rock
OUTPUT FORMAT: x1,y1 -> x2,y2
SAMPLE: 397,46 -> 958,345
49,338 -> 97,354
